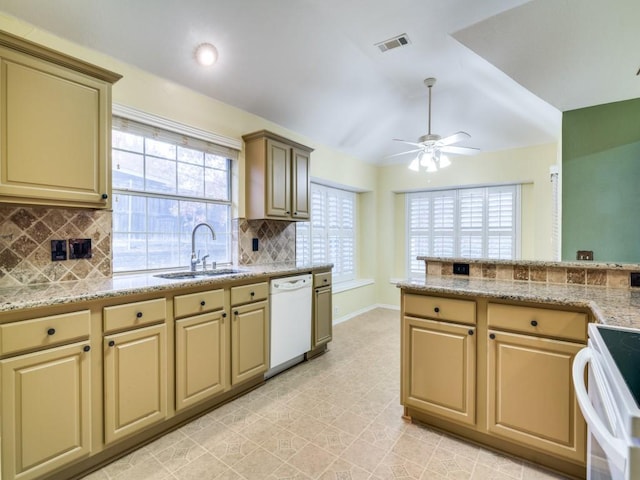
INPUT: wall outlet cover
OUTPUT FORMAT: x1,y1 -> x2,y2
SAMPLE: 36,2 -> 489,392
69,238 -> 92,259
50,240 -> 67,261
252,238 -> 259,251
453,263 -> 470,275
631,272 -> 640,287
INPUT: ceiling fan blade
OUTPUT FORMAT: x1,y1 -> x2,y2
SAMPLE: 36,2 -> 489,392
393,138 -> 424,147
440,145 -> 480,155
385,148 -> 423,158
437,131 -> 471,146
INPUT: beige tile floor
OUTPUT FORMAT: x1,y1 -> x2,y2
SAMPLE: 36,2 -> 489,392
83,308 -> 569,480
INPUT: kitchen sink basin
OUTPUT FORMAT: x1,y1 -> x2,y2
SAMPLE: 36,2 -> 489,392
154,268 -> 246,280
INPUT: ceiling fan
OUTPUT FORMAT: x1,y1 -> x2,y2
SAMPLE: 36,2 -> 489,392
392,77 -> 479,172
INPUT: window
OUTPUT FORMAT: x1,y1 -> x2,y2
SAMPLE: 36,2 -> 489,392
111,117 -> 235,273
407,185 -> 520,276
296,184 -> 356,283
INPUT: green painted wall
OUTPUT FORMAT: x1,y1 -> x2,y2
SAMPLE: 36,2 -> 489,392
562,98 -> 640,262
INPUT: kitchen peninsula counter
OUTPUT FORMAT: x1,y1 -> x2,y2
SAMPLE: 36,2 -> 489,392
0,262 -> 332,314
398,275 -> 640,329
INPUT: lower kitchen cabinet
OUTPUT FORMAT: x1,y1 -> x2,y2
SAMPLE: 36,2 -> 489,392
312,271 -> 332,348
231,300 -> 269,385
104,323 -> 167,444
402,316 -> 476,426
1,341 -> 92,480
175,310 -> 229,410
487,329 -> 586,463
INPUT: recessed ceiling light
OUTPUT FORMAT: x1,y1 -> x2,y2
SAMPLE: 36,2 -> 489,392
194,43 -> 218,67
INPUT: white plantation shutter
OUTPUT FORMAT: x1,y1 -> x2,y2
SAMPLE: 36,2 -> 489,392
407,185 -> 520,276
296,183 -> 357,283
487,187 -> 516,259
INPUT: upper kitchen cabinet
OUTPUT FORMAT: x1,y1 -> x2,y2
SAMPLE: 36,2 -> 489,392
0,31 -> 121,209
242,130 -> 313,221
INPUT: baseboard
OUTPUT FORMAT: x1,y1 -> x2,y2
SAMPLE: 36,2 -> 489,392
333,303 -> 399,325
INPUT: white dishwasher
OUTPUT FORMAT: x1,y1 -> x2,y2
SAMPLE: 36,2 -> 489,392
266,273 -> 312,378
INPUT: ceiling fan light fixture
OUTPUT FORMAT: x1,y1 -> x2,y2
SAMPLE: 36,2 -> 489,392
439,154 -> 451,169
408,157 -> 420,172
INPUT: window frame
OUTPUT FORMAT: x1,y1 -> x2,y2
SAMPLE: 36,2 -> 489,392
296,183 -> 357,283
406,184 -> 521,277
111,113 -> 238,274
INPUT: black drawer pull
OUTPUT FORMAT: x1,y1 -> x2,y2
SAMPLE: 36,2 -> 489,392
434,307 -> 440,313
468,329 -> 474,336
531,320 -> 538,327
101,193 -> 108,200
234,310 -> 239,316
136,312 -> 143,318
250,291 -> 255,297
83,345 -> 91,352
47,328 -> 56,336
222,312 -> 227,318
489,333 -> 496,340
200,300 -> 206,306
108,340 -> 115,347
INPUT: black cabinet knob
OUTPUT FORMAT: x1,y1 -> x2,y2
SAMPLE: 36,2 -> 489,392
47,328 -> 56,335
222,312 -> 227,318
489,333 -> 496,340
434,307 -> 440,313
234,310 -> 239,316
136,312 -> 143,318
108,340 -> 115,347
323,279 -> 328,283
468,329 -> 474,336
286,211 -> 291,214
200,300 -> 206,306
530,320 -> 538,327
101,193 -> 108,200
293,211 -> 298,216
83,345 -> 91,352
250,291 -> 255,297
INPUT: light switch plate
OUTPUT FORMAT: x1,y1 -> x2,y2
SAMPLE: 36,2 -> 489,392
69,238 -> 92,259
51,240 -> 67,261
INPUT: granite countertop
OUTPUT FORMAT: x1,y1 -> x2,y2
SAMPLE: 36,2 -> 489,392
398,276 -> 640,329
0,263 -> 333,314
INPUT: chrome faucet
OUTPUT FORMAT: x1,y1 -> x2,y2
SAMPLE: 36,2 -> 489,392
190,222 -> 216,271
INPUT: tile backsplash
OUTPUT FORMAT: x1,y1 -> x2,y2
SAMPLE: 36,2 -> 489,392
0,206 -> 111,286
234,218 -> 296,265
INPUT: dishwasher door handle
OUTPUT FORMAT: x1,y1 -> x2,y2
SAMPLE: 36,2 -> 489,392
272,279 -> 309,291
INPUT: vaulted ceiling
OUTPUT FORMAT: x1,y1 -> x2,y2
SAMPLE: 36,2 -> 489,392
1,0 -> 638,164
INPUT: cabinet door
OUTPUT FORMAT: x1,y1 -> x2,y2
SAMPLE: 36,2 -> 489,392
313,286 -> 332,347
402,316 -> 476,426
175,311 -> 229,411
265,139 -> 291,218
487,330 -> 586,464
231,300 -> 269,385
0,47 -> 110,208
1,342 -> 91,480
291,147 -> 310,220
104,324 -> 167,444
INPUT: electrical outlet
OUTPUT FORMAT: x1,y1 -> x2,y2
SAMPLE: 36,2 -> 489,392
333,306 -> 339,316
631,272 -> 640,287
252,238 -> 259,251
50,240 -> 67,261
576,250 -> 593,261
453,263 -> 470,275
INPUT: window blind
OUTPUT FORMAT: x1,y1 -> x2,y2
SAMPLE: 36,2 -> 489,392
407,185 -> 520,277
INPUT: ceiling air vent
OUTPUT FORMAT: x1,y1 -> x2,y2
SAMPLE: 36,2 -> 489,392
375,33 -> 411,53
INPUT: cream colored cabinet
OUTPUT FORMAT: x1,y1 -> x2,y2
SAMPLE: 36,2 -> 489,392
230,282 -> 270,385
313,271 -> 332,348
401,294 -> 477,426
0,310 -> 92,480
487,303 -> 587,464
242,130 -> 312,221
0,32 -> 121,208
175,288 -> 229,411
103,301 -> 167,445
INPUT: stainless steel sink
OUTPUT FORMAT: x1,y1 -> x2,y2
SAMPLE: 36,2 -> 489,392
154,268 -> 245,280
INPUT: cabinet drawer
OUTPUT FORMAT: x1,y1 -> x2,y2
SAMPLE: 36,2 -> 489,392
0,310 -> 90,356
487,303 -> 588,342
404,294 -> 476,325
313,272 -> 332,288
174,289 -> 225,319
231,282 -> 268,306
104,298 -> 166,333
